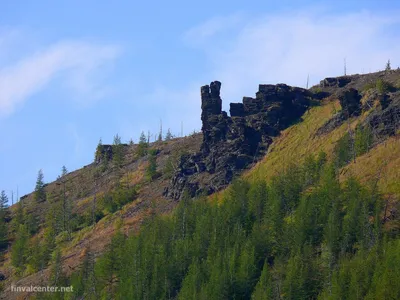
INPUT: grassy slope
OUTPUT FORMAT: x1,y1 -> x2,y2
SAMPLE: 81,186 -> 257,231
2,75 -> 400,298
245,97 -> 400,198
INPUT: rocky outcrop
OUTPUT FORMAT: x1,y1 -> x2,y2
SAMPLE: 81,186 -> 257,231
337,88 -> 362,117
317,88 -> 362,135
95,145 -> 113,164
320,76 -> 352,88
364,91 -> 400,139
164,81 -> 319,200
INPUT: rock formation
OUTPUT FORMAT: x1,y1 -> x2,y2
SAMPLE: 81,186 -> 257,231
337,88 -> 362,117
95,145 -> 113,164
320,76 -> 352,88
164,81 -> 319,200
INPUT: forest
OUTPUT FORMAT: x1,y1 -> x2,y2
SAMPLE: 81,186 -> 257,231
24,149 -> 398,299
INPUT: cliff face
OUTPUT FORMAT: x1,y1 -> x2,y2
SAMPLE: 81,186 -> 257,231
164,81 -> 319,199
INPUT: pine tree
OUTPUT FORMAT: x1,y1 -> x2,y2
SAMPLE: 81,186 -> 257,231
158,120 -> 163,142
0,190 -> 8,211
34,169 -> 46,203
82,247 -> 98,299
50,249 -> 65,286
165,128 -> 173,141
252,261 -> 274,299
29,237 -> 45,272
0,191 -> 8,249
11,224 -> 29,272
137,131 -> 148,157
12,201 -> 24,231
112,134 -> 123,168
385,59 -> 391,72
146,149 -> 158,181
95,138 -> 103,161
96,231 -> 125,298
61,165 -> 68,177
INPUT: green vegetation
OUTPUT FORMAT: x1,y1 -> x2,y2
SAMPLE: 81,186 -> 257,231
363,78 -> 395,93
385,59 -> 391,72
61,166 -> 68,177
34,169 -> 46,203
137,131 -> 148,157
65,152 -> 399,299
95,138 -> 103,161
98,185 -> 138,214
0,191 -> 8,250
334,125 -> 373,168
165,128 -> 173,141
146,149 -> 158,181
112,134 -> 123,168
376,78 -> 393,94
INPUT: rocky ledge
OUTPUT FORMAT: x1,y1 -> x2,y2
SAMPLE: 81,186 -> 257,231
164,81 -> 321,200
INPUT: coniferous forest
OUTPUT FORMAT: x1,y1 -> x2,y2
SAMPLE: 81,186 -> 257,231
53,152 -> 398,299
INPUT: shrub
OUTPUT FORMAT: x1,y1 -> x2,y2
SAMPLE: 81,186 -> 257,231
354,125 -> 373,156
376,79 -> 394,94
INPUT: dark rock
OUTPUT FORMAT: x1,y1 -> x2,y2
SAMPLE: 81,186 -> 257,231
316,113 -> 347,135
320,76 -> 352,88
364,92 -> 400,139
0,273 -> 5,281
379,94 -> 391,110
316,88 -> 362,135
230,103 -> 245,117
337,88 -> 362,117
95,145 -> 113,164
165,80 -> 320,200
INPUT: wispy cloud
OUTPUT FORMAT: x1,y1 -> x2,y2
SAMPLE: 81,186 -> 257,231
183,13 -> 244,46
184,8 -> 400,106
0,35 -> 121,117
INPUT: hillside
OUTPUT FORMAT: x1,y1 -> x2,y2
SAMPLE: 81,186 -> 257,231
0,69 -> 399,299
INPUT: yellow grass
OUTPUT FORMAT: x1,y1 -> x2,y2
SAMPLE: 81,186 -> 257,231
340,136 -> 400,196
247,99 -> 346,182
240,97 -> 400,198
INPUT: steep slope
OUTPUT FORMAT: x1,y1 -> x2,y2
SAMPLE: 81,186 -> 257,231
1,69 -> 399,299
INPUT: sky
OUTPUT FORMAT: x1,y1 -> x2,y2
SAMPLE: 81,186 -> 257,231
1,0 -> 400,203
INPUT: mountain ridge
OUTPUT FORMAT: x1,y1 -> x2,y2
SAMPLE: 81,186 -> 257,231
1,69 -> 399,299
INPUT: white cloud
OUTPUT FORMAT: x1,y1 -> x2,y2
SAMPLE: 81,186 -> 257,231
0,37 -> 121,117
184,8 -> 400,108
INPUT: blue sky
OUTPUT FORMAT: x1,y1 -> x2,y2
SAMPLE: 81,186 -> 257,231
1,0 -> 400,203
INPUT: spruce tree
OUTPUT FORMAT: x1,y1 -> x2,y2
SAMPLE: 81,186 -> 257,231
385,59 -> 391,72
146,149 -> 158,181
61,165 -> 68,177
137,131 -> 148,157
0,190 -> 8,211
112,134 -> 123,168
95,138 -> 103,162
34,169 -> 46,203
0,191 -> 8,249
11,224 -> 29,271
165,128 -> 173,141
158,121 -> 163,142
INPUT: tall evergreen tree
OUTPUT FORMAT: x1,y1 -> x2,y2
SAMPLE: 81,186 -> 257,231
11,224 -> 29,272
137,131 -> 148,157
61,165 -> 68,177
113,134 -> 123,168
95,138 -> 103,162
0,190 -> 8,211
385,59 -> 391,72
158,120 -> 163,142
165,128 -> 173,141
34,169 -> 46,203
146,149 -> 158,181
0,190 -> 8,249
